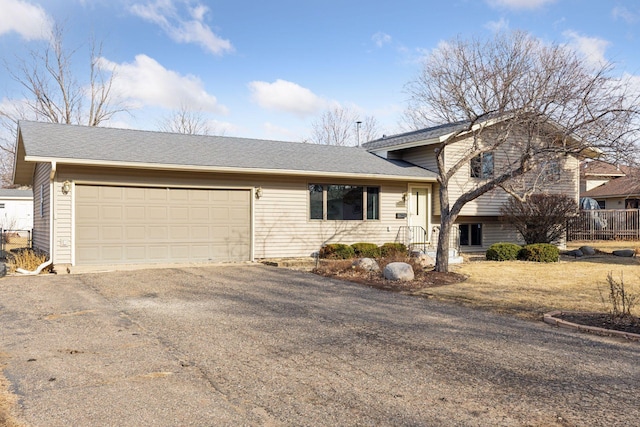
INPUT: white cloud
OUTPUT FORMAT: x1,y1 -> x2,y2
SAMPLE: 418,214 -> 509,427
0,0 -> 53,40
612,6 -> 638,24
248,79 -> 327,116
563,30 -> 610,67
129,0 -> 233,55
485,17 -> 509,32
486,0 -> 555,10
372,32 -> 392,48
97,54 -> 227,113
263,122 -> 299,140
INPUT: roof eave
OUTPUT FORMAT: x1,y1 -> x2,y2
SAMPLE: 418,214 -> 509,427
23,156 -> 438,182
366,137 -> 440,153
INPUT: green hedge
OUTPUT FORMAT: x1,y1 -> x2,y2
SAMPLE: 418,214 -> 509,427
518,243 -> 559,263
319,244 -> 355,259
379,242 -> 407,257
351,242 -> 380,258
486,242 -> 522,261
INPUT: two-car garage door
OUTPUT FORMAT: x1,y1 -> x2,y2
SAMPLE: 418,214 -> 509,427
75,185 -> 251,265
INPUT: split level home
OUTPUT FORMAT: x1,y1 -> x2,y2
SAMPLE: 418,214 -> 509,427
13,119 -> 580,272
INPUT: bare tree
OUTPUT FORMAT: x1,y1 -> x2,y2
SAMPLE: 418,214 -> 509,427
404,30 -> 640,272
310,106 -> 380,146
158,104 -> 222,135
0,24 -> 125,186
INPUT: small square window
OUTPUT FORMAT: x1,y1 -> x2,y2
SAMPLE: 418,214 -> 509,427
470,152 -> 494,178
459,223 -> 482,246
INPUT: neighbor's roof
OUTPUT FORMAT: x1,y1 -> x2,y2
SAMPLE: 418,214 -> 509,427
363,121 -> 470,151
0,189 -> 32,199
14,121 -> 438,185
580,160 -> 629,178
582,175 -> 640,198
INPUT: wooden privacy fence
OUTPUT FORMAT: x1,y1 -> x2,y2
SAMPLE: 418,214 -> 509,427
567,209 -> 640,241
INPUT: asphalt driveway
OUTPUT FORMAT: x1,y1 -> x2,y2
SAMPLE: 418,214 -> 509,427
0,264 -> 639,426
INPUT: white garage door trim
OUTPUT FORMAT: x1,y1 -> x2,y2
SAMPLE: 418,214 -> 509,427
73,184 -> 253,266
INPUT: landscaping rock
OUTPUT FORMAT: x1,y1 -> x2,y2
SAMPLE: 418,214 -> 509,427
565,249 -> 583,258
612,249 -> 635,257
352,257 -> 380,272
415,254 -> 435,267
383,262 -> 414,281
579,246 -> 596,256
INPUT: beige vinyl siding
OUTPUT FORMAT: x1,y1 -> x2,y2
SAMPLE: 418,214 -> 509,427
397,146 -> 439,172
54,166 -> 411,264
444,130 -> 580,217
54,179 -> 73,262
255,180 -> 408,258
32,162 -> 51,254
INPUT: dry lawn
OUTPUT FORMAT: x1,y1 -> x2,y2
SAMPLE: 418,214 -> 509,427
416,241 -> 640,321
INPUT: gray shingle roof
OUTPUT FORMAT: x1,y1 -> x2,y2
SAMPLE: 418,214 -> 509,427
0,189 -> 32,198
17,121 -> 437,180
363,121 -> 470,151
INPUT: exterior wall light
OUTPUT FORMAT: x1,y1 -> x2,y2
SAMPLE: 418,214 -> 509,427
255,186 -> 263,199
61,180 -> 72,195
402,192 -> 408,202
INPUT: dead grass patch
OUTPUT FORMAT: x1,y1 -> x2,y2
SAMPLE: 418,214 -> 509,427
314,247 -> 640,323
0,360 -> 22,427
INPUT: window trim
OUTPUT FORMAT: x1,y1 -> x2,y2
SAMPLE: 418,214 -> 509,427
309,183 -> 380,221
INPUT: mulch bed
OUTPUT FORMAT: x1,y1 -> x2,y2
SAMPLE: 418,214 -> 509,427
554,312 -> 640,336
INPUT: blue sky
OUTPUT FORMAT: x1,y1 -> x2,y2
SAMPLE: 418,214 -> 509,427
1,0 -> 639,142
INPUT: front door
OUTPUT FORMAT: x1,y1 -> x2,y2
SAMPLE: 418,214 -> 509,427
408,186 -> 431,244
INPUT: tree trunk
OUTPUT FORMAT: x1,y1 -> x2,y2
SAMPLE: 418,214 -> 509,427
435,214 -> 455,272
435,180 -> 455,273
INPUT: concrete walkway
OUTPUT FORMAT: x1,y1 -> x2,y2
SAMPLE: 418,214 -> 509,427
0,265 -> 638,426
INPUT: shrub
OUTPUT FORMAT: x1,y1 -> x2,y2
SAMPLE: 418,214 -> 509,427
518,243 -> 559,263
599,272 -> 638,324
351,242 -> 380,258
6,248 -> 50,273
486,242 -> 522,261
319,243 -> 355,259
379,242 -> 407,258
500,193 -> 577,244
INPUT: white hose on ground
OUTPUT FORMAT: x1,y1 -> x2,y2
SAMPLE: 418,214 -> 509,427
16,259 -> 52,275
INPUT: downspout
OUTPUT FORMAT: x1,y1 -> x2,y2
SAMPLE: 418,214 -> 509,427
17,161 -> 55,275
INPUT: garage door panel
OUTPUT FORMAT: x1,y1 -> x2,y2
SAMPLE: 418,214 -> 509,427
77,225 -> 99,240
126,226 -> 146,239
148,206 -> 168,220
76,186 -> 251,265
170,207 -> 189,220
191,207 -> 210,220
147,188 -> 168,200
101,226 -> 123,240
102,187 -> 123,200
126,206 -> 145,221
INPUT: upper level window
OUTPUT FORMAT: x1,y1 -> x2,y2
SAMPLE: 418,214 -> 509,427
470,152 -> 494,178
309,184 -> 379,220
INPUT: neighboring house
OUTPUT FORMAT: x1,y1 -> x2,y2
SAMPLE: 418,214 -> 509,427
0,189 -> 33,230
13,120 -> 579,271
580,160 -> 640,209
